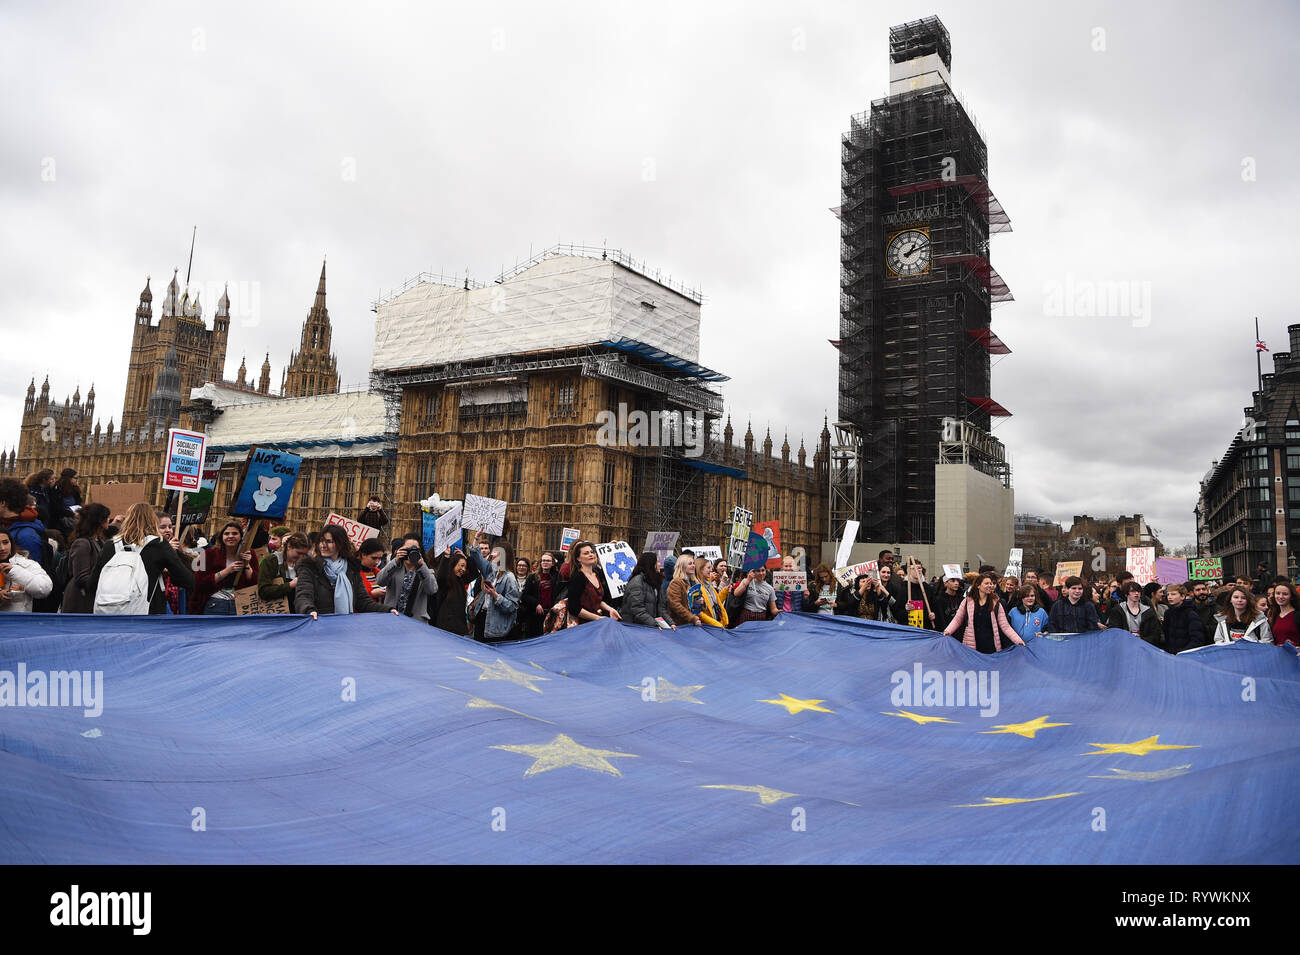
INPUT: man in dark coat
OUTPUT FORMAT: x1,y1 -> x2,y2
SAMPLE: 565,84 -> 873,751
1161,583 -> 1209,653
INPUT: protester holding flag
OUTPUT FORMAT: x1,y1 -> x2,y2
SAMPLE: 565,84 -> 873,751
731,567 -> 778,624
523,551 -> 563,638
774,555 -> 806,613
563,541 -> 619,624
58,502 -> 110,614
623,552 -> 668,628
810,563 -> 837,615
943,572 -> 1026,653
1048,576 -> 1104,633
1214,585 -> 1273,644
0,527 -> 52,613
88,502 -> 195,616
1008,586 -> 1048,641
667,553 -> 707,627
192,521 -> 259,615
356,539 -> 387,600
258,532 -> 309,607
1161,584 -> 1209,653
1106,582 -> 1164,647
931,575 -> 966,632
295,525 -> 391,619
1268,582 -> 1299,646
434,548 -> 474,634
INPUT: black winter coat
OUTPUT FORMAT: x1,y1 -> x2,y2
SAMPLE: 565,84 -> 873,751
1106,602 -> 1165,649
294,558 -> 388,615
1162,601 -> 1209,653
89,536 -> 196,615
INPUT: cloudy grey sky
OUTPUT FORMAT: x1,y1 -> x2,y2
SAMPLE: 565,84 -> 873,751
3,0 -> 1296,546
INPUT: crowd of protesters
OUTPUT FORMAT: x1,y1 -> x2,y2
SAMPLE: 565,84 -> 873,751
3,474 -> 1298,657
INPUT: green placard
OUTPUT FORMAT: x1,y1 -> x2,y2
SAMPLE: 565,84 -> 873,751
1186,557 -> 1223,581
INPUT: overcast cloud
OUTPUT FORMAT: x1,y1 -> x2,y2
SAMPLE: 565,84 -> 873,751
3,0 -> 1296,547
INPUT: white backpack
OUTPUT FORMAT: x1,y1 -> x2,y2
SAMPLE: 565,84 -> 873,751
93,536 -> 160,615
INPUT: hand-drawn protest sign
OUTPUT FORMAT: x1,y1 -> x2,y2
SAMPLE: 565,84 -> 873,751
683,545 -> 722,562
1126,547 -> 1156,586
178,451 -> 224,528
229,447 -> 301,521
435,502 -> 464,556
462,493 -> 507,536
596,540 -> 638,599
325,512 -> 380,551
833,560 -> 878,589
1186,557 -> 1223,581
1053,561 -> 1083,587
771,571 -> 806,592
942,563 -> 963,581
644,531 -> 680,562
753,520 -> 782,570
1005,548 -> 1023,579
739,532 -> 769,573
234,585 -> 290,615
728,506 -> 753,569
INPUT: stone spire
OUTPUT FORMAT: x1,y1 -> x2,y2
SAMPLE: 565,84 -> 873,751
216,283 -> 230,318
781,432 -> 790,464
282,258 -> 340,397
258,353 -> 271,395
137,276 -> 153,325
236,355 -> 247,388
162,269 -> 181,317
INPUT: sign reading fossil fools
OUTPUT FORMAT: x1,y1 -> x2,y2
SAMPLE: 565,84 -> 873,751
228,446 -> 302,521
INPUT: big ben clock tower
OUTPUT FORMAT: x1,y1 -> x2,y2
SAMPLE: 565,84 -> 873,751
835,15 -> 1013,546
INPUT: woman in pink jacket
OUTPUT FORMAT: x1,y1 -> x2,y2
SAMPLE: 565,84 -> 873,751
943,573 -> 1026,653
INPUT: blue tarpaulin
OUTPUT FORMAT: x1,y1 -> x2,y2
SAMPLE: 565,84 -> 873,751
1,612 -> 1297,863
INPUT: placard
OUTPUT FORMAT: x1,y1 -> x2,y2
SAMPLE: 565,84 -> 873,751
560,527 -> 581,552
1053,561 -> 1084,587
727,506 -> 753,569
1005,548 -> 1023,579
434,502 -> 464,556
1186,557 -> 1223,582
163,428 -> 206,493
683,545 -> 722,562
752,520 -> 783,570
1155,556 -> 1189,585
771,571 -> 806,592
229,446 -> 301,521
233,585 -> 290,615
89,482 -> 149,518
942,563 -> 963,581
644,531 -> 680,562
178,451 -> 224,528
739,531 -> 768,573
1126,547 -> 1156,586
325,512 -> 380,550
834,520 -> 860,571
462,493 -> 507,536
834,560 -> 879,589
595,540 -> 638,599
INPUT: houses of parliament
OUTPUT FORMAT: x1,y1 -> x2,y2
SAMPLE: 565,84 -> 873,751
2,261 -> 341,506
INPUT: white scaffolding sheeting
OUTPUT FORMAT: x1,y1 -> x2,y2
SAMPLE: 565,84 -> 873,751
202,389 -> 392,462
371,255 -> 701,373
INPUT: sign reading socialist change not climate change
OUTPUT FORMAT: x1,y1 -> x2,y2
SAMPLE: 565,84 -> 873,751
163,428 -> 207,493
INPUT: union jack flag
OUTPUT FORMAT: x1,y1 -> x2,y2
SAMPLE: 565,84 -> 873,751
1257,340 -> 1269,352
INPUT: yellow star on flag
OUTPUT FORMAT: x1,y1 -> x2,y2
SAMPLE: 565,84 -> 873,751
981,715 -> 1070,739
758,693 -> 834,714
881,709 -> 959,725
1082,735 -> 1199,757
701,784 -> 798,806
434,684 -> 554,723
457,657 -> 551,694
492,733 -> 638,778
957,793 -> 1081,807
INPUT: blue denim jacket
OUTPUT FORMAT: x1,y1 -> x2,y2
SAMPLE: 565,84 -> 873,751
464,547 -> 521,639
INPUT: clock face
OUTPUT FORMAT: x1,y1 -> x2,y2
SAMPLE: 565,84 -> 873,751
885,228 -> 931,276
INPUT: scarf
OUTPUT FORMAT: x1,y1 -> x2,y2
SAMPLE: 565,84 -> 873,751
323,557 -> 354,615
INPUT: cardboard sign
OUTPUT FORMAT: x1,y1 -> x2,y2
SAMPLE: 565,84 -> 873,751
771,571 -> 806,592
1005,548 -> 1023,579
596,540 -> 638,599
834,560 -> 879,589
727,506 -> 753,569
233,585 -> 290,615
1155,556 -> 1189,585
1126,547 -> 1156,586
1053,561 -> 1083,587
1187,557 -> 1223,582
560,527 -> 581,553
462,493 -> 507,537
89,482 -> 149,519
942,563 -> 963,581
163,428 -> 207,493
434,502 -> 464,557
229,446 -> 301,521
753,520 -> 783,570
683,545 -> 722,562
834,520 -> 860,571
325,512 -> 380,550
644,531 -> 680,561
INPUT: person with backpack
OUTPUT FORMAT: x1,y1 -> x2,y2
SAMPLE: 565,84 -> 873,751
89,502 -> 195,615
0,527 -> 53,613
59,503 -> 110,613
